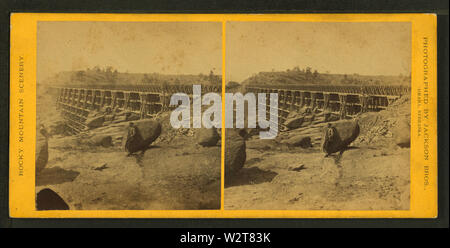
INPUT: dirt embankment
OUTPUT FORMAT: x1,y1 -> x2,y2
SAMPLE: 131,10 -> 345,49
225,95 -> 411,210
37,140 -> 221,210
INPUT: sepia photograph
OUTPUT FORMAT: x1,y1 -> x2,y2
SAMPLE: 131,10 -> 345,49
35,21 -> 222,210
224,22 -> 411,210
8,12 -> 439,219
3,0 -> 445,231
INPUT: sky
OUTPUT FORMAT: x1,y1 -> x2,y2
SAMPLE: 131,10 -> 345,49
37,21 -> 222,83
37,21 -> 411,84
226,22 -> 411,82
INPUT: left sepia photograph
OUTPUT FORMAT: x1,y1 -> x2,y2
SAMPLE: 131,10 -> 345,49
35,21 -> 222,210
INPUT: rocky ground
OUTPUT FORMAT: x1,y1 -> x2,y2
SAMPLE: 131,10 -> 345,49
225,96 -> 411,210
36,86 -> 411,211
36,87 -> 221,210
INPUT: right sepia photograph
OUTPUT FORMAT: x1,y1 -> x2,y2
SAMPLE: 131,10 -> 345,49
224,22 -> 411,210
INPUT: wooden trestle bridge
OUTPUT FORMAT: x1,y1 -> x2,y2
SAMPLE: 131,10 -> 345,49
245,84 -> 409,128
55,83 -> 409,133
55,84 -> 222,133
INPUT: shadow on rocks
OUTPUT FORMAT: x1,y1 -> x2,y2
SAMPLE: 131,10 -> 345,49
225,167 -> 278,188
128,145 -> 161,166
36,167 -> 80,186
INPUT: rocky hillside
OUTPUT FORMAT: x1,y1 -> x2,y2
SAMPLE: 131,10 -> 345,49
42,67 -> 221,87
241,68 -> 410,88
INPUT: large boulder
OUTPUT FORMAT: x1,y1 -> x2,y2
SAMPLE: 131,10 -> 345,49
393,119 -> 410,148
284,110 -> 304,130
195,127 -> 220,147
122,119 -> 162,154
86,115 -> 105,129
117,111 -> 141,121
284,116 -> 304,130
225,130 -> 246,178
322,120 -> 360,155
36,188 -> 70,210
36,130 -> 48,173
237,128 -> 248,139
280,135 -> 312,148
